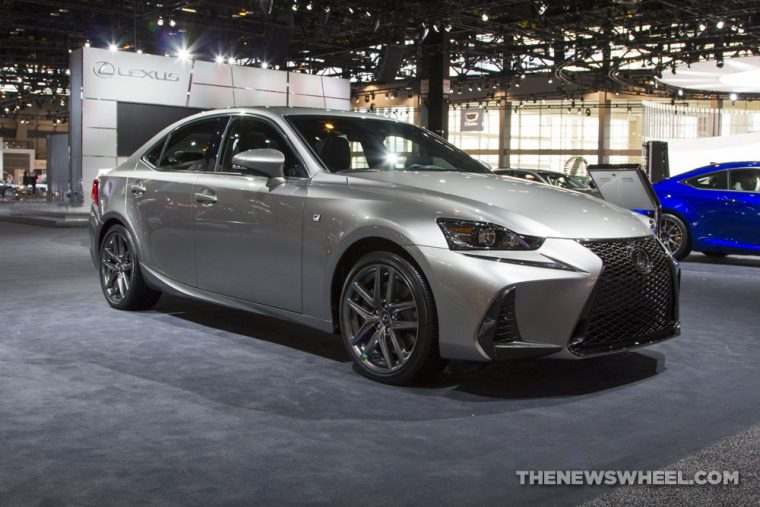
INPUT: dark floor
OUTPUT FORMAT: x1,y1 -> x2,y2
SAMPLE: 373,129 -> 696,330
1,221 -> 759,506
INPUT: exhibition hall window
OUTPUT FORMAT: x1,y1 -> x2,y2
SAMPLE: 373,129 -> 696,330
447,107 -> 500,168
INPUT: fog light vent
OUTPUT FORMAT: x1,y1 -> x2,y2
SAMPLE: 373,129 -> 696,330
494,289 -> 520,345
477,287 -> 522,355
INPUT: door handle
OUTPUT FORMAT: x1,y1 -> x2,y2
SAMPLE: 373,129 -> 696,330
194,191 -> 218,205
130,182 -> 146,195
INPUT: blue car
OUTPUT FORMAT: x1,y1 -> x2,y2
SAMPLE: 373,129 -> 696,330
653,161 -> 760,260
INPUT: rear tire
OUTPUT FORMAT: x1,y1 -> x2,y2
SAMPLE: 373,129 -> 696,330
659,214 -> 691,260
99,225 -> 161,310
339,251 -> 445,385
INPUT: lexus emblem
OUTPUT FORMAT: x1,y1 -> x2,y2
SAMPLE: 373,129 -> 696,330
629,245 -> 653,274
93,61 -> 115,78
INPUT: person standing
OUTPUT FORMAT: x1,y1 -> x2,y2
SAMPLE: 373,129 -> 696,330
30,172 -> 37,194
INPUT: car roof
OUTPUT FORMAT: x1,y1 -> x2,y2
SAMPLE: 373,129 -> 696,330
179,106 -> 400,123
672,161 -> 760,180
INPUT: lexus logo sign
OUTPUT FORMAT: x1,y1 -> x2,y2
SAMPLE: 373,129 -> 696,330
629,245 -> 653,274
91,60 -> 180,82
92,61 -> 115,78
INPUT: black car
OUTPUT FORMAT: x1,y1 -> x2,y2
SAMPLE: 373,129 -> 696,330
495,168 -> 600,197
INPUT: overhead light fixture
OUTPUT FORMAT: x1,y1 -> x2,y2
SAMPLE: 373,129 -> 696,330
716,20 -> 725,29
698,22 -> 706,31
481,13 -> 489,22
729,92 -> 738,102
157,17 -> 164,26
108,43 -> 118,52
181,7 -> 196,13
261,62 -> 269,68
177,47 -> 191,61
215,55 -> 224,63
169,19 -> 176,27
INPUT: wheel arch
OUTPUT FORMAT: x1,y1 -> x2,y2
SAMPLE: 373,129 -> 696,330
329,236 -> 431,334
660,208 -> 693,254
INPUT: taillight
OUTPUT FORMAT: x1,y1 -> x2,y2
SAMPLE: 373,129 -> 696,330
91,178 -> 100,206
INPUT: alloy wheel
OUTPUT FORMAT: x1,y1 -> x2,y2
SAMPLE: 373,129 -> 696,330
342,264 -> 420,374
659,216 -> 683,254
100,231 -> 134,304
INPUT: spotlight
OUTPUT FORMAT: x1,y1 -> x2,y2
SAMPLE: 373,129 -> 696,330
177,47 -> 191,61
716,20 -> 725,29
481,13 -> 489,22
698,22 -> 706,31
717,59 -> 724,68
677,89 -> 684,96
215,55 -> 224,63
108,43 -> 118,52
157,17 -> 164,26
169,19 -> 176,27
729,92 -> 738,102
306,2 -> 312,10
261,62 -> 269,69
585,108 -> 591,116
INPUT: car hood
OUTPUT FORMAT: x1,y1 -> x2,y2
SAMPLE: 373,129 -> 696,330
345,170 -> 651,239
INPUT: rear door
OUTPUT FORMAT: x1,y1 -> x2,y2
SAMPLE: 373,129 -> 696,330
193,115 -> 308,312
126,116 -> 228,286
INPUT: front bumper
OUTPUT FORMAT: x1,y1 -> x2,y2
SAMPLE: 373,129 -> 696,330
409,236 -> 680,362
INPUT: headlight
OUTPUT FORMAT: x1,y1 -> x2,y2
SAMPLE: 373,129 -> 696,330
437,218 -> 544,251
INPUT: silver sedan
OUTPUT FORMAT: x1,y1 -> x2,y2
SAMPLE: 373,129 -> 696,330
89,107 -> 680,384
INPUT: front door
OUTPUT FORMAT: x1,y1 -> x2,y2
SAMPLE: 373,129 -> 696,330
193,115 -> 308,312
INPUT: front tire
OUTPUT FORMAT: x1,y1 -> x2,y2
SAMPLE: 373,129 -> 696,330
339,252 -> 445,385
99,225 -> 161,310
659,213 -> 691,260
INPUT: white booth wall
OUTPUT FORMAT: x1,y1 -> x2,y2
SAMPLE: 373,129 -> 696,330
70,48 -> 350,208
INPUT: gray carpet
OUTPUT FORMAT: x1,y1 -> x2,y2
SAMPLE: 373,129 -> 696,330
1,221 -> 759,506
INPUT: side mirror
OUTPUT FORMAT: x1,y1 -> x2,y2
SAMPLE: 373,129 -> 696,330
231,149 -> 286,187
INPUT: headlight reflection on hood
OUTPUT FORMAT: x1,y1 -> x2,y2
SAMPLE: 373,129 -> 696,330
437,218 -> 544,251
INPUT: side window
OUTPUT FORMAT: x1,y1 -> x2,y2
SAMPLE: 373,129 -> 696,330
143,138 -> 166,166
685,170 -> 729,190
219,117 -> 305,177
729,168 -> 760,192
157,117 -> 227,172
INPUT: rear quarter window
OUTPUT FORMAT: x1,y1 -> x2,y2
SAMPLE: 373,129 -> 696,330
684,170 -> 728,190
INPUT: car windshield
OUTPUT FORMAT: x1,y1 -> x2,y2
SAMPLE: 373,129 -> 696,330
285,115 -> 491,174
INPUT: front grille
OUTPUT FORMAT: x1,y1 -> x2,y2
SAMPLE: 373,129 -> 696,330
570,236 -> 677,355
